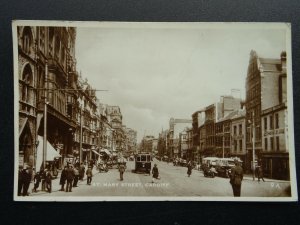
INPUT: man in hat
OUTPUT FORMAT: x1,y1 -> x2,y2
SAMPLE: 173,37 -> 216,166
66,165 -> 75,192
118,163 -> 125,181
22,165 -> 32,196
18,165 -> 24,196
257,166 -> 265,182
230,159 -> 243,197
86,166 -> 93,185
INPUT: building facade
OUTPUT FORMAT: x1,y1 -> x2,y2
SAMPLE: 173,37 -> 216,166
245,50 -> 288,179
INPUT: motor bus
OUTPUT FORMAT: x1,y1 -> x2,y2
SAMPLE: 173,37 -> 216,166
134,153 -> 152,174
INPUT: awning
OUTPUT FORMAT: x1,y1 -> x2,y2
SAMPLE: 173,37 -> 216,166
100,149 -> 112,156
36,135 -> 61,171
92,150 -> 101,156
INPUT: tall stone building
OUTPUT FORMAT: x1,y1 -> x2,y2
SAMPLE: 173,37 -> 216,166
106,106 -> 124,153
245,50 -> 289,179
18,26 -> 78,169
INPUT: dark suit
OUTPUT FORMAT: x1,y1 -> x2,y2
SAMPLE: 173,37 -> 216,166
230,164 -> 243,197
66,167 -> 75,192
119,164 -> 125,181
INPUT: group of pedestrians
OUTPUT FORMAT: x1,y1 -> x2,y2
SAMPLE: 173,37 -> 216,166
59,163 -> 93,192
18,165 -> 33,196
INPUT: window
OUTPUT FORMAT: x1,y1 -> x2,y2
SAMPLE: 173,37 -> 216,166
239,124 -> 242,135
276,136 -> 280,151
270,115 -> 274,129
275,113 -> 279,129
234,140 -> 237,152
264,117 -> 267,131
239,140 -> 243,151
270,137 -> 274,151
21,64 -> 33,104
234,126 -> 237,135
22,27 -> 33,54
264,138 -> 268,151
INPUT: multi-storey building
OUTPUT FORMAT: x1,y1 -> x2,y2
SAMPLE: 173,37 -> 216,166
230,109 -> 247,169
106,105 -> 124,153
18,26 -> 78,169
245,50 -> 288,179
168,118 -> 192,158
157,130 -> 168,158
201,95 -> 242,158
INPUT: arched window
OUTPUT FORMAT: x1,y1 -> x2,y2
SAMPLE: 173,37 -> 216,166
22,27 -> 33,54
21,64 -> 33,103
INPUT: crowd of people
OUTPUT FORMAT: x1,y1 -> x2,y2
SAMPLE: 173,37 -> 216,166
18,161 -> 95,196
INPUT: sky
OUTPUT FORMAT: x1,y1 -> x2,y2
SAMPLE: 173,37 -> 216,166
75,23 -> 288,142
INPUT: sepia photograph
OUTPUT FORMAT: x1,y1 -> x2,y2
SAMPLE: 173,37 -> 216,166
13,21 -> 297,201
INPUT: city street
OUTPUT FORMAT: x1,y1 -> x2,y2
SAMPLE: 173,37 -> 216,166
27,159 -> 291,198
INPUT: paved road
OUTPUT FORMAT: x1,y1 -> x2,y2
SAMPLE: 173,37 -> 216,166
26,159 -> 291,198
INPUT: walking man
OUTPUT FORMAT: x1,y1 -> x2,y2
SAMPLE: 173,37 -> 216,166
45,169 -> 52,193
66,165 -> 75,192
187,161 -> 192,177
79,163 -> 85,181
73,167 -> 79,187
59,166 -> 67,191
22,165 -> 32,196
32,171 -> 41,193
18,165 -> 24,196
86,166 -> 93,185
257,166 -> 265,182
230,160 -> 244,197
119,163 -> 125,181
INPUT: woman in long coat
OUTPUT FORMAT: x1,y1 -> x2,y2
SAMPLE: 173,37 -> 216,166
152,164 -> 159,183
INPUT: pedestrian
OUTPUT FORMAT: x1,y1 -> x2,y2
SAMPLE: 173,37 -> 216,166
66,165 -> 75,192
118,163 -> 125,181
187,161 -> 192,177
22,165 -> 32,196
32,171 -> 41,193
230,160 -> 244,197
79,163 -> 85,181
45,169 -> 52,193
152,164 -> 159,183
40,169 -> 46,191
18,165 -> 24,196
257,166 -> 265,182
59,166 -> 67,191
86,166 -> 93,185
73,167 -> 79,187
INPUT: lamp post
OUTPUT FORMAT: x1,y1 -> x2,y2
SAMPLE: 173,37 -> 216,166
43,60 -> 48,171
